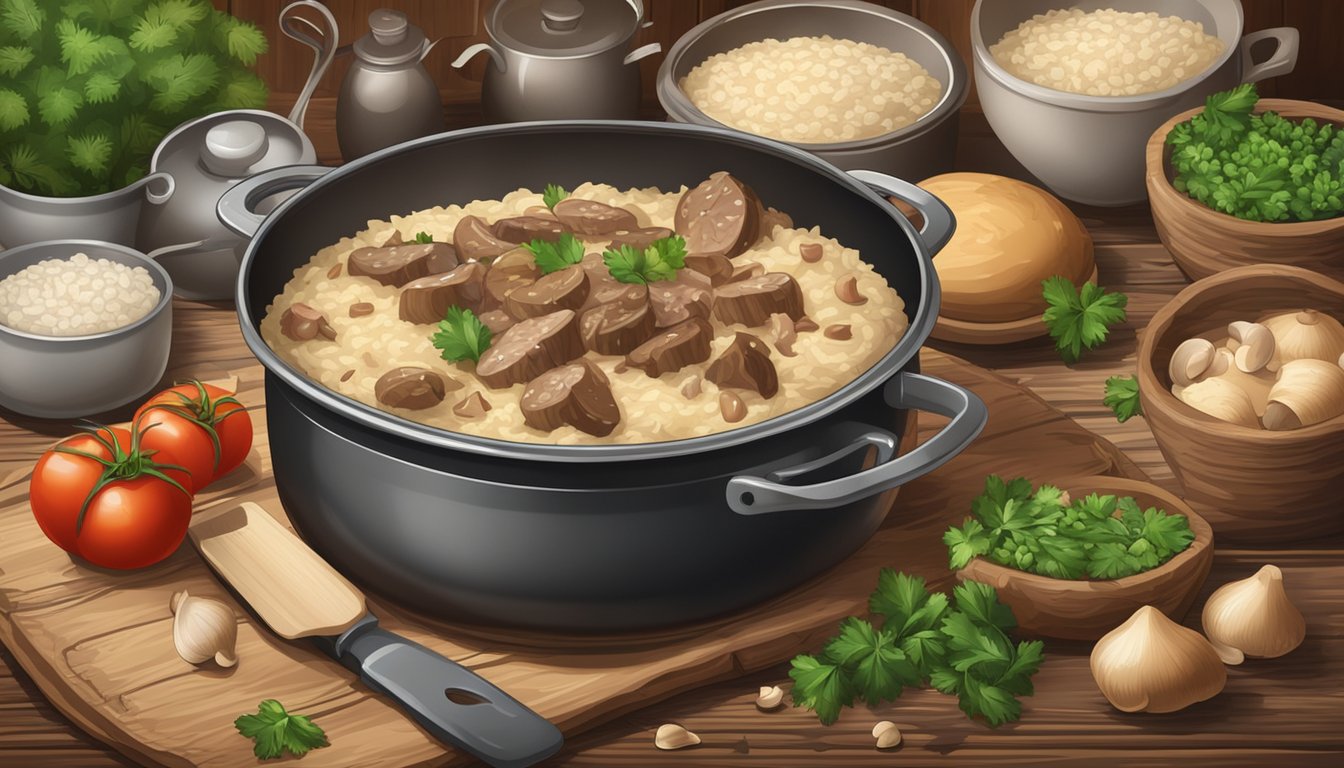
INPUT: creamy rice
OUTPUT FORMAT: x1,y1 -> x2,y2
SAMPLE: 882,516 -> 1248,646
0,253 -> 160,336
991,8 -> 1225,97
261,183 -> 908,446
680,35 -> 943,143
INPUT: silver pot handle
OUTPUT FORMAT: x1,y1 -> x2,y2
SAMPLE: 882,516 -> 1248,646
452,42 -> 506,73
624,42 -> 661,65
726,372 -> 986,515
848,169 -> 956,255
1239,27 -> 1299,84
217,165 -> 332,239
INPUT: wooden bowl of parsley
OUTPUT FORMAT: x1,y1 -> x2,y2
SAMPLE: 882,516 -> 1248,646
945,475 -> 1214,641
1145,85 -> 1344,282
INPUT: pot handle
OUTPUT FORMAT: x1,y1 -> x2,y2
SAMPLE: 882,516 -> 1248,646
452,42 -> 506,73
217,164 -> 332,239
624,42 -> 662,65
1239,27 -> 1299,84
726,372 -> 986,515
848,169 -> 956,255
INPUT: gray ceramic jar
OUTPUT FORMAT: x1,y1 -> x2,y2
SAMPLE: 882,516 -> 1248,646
453,0 -> 662,122
338,9 -> 445,161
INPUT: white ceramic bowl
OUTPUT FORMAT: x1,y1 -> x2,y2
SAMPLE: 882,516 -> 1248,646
971,0 -> 1298,206
0,240 -> 173,419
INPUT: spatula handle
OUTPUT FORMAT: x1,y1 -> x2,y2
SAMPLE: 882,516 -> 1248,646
323,616 -> 564,768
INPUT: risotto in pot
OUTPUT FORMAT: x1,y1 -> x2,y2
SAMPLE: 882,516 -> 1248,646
262,174 -> 908,445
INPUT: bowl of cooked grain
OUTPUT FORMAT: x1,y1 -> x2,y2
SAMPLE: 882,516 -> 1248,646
971,0 -> 1298,206
0,239 -> 173,419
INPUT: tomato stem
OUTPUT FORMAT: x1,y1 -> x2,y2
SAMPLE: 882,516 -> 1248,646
52,424 -> 192,536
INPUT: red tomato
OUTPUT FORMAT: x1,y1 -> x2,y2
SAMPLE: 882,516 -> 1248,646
30,426 -> 194,570
135,381 -> 254,490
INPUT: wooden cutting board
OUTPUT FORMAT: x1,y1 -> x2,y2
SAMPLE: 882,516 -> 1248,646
0,350 -> 1144,768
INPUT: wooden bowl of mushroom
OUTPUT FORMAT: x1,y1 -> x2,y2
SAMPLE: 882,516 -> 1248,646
1137,264 -> 1344,543
954,476 -> 1214,642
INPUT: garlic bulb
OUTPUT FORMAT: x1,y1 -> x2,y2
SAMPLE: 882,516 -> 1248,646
1261,309 -> 1344,363
1201,565 -> 1305,665
1090,606 -> 1226,713
1177,377 -> 1260,428
1262,359 -> 1344,430
171,591 -> 238,667
1169,338 -> 1215,386
654,723 -> 700,750
755,685 -> 784,710
872,721 -> 902,749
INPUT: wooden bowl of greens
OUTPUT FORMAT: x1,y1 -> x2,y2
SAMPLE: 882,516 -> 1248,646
1146,86 -> 1344,283
946,475 -> 1214,641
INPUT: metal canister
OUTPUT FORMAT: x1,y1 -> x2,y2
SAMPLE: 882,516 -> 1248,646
337,9 -> 444,161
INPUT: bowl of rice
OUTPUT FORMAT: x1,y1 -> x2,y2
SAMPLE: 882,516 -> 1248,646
0,239 -> 173,419
971,0 -> 1299,206
657,0 -> 968,182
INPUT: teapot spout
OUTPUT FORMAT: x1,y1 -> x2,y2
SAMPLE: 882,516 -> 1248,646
451,42 -> 505,73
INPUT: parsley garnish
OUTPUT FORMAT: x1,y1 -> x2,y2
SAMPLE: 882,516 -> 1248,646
1103,374 -> 1142,423
542,183 -> 568,210
1041,276 -> 1127,364
524,232 -> 585,274
234,699 -> 329,761
414,231 -> 433,244
431,306 -> 492,363
789,571 -> 1042,727
943,476 -> 1194,581
602,235 -> 687,284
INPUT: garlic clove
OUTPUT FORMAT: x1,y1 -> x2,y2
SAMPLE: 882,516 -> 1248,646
872,721 -> 902,749
1263,359 -> 1344,430
1201,564 -> 1306,661
654,723 -> 700,750
1169,338 -> 1215,386
1261,309 -> 1344,363
1090,605 -> 1226,714
171,590 -> 239,668
755,685 -> 784,710
1177,377 -> 1261,428
1228,321 -> 1275,373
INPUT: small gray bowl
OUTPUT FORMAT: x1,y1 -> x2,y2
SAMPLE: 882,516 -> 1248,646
0,240 -> 173,419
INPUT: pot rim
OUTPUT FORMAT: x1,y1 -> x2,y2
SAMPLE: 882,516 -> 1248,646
656,0 -> 969,151
969,0 -> 1245,114
0,239 -> 174,343
236,119 -> 940,463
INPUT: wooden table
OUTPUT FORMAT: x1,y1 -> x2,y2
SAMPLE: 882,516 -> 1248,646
2,113 -> 1341,767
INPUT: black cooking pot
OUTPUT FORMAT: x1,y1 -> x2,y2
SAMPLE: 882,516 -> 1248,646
222,121 -> 986,632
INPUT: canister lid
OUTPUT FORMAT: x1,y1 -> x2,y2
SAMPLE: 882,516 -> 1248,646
354,9 -> 428,66
488,0 -> 640,58
201,121 -> 270,177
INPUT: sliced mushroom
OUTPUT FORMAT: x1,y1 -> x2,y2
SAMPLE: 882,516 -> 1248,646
347,242 -> 458,287
706,332 -> 778,398
349,302 -> 375,318
280,303 -> 336,341
625,317 -> 714,378
454,215 -> 512,263
799,242 -> 824,263
714,272 -> 805,327
505,266 -> 590,319
474,309 -> 585,389
824,324 -> 853,340
675,172 -> 761,260
553,198 -> 639,236
453,391 -> 492,418
375,367 -> 452,410
398,262 -> 489,323
835,273 -> 867,305
719,390 -> 747,422
521,359 -> 621,437
795,316 -> 820,333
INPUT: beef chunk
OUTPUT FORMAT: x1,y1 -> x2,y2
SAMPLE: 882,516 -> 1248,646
580,295 -> 656,355
675,172 -> 761,260
624,317 -> 713,378
607,226 -> 674,253
505,265 -> 590,319
479,309 -> 518,335
553,198 -> 639,236
375,367 -> 454,410
454,215 -> 513,262
280,303 -> 336,341
484,248 -> 541,308
648,268 -> 713,328
474,309 -> 585,389
714,272 -> 805,327
493,216 -> 570,244
706,332 -> 778,398
398,262 -> 489,323
453,391 -> 492,418
520,358 -> 621,437
684,251 -> 734,286
347,242 -> 458,287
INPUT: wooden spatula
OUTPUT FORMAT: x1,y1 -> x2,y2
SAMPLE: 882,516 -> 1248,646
189,502 -> 563,768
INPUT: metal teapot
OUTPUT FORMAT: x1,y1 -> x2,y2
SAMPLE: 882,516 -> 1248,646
453,0 -> 661,122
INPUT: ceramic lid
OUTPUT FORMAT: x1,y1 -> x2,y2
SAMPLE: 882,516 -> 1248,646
353,9 -> 428,66
152,111 -> 310,182
488,0 -> 639,58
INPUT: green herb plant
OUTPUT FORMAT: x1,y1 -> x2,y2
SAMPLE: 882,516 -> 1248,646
524,232 -> 585,274
541,183 -> 568,210
944,476 -> 1194,581
789,570 -> 1044,727
603,235 -> 687,284
1168,83 -> 1344,222
413,231 -> 433,244
234,699 -> 328,761
1041,276 -> 1128,364
0,0 -> 269,197
431,306 -> 492,364
1103,374 -> 1142,423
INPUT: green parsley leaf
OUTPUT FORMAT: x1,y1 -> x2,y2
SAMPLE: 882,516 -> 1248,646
414,231 -> 433,244
431,306 -> 492,364
788,654 -> 853,725
602,235 -> 687,285
823,618 -> 919,706
525,232 -> 585,274
542,183 -> 568,210
1087,541 -> 1140,580
1138,506 -> 1196,558
1103,374 -> 1143,422
1041,276 -> 1128,364
234,699 -> 329,761
944,519 -> 991,569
